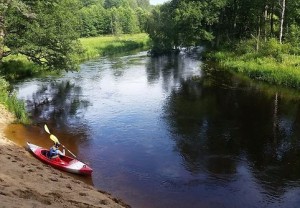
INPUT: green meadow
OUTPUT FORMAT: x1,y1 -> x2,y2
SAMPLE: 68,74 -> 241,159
79,33 -> 151,60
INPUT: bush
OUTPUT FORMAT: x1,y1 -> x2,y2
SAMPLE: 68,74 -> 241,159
260,38 -> 292,61
235,39 -> 257,55
0,77 -> 29,123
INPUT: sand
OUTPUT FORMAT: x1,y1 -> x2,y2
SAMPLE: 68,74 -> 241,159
0,104 -> 130,208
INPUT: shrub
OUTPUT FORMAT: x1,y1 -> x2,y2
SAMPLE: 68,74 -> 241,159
0,77 -> 29,123
235,39 -> 257,55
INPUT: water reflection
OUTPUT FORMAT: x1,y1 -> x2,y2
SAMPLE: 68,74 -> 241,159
28,80 -> 90,123
163,63 -> 300,197
13,80 -> 91,157
146,54 -> 201,93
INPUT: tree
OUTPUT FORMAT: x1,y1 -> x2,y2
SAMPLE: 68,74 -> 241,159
104,0 -> 127,9
118,6 -> 140,34
279,0 -> 286,44
0,0 -> 34,61
1,0 -> 82,71
146,0 -> 225,53
146,4 -> 176,53
135,7 -> 149,32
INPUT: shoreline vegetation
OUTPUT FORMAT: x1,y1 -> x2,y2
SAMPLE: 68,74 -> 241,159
0,33 -> 151,123
206,38 -> 300,89
79,33 -> 150,60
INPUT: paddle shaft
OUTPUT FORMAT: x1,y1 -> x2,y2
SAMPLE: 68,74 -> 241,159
61,144 -> 77,158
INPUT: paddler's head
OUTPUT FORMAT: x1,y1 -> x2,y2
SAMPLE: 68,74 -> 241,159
54,142 -> 60,148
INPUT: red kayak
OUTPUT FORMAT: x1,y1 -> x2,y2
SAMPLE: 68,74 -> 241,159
27,142 -> 93,176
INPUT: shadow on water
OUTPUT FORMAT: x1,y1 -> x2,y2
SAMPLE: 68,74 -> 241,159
163,62 -> 300,197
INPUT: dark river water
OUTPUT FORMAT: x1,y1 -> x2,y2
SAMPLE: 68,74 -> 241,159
7,51 -> 300,207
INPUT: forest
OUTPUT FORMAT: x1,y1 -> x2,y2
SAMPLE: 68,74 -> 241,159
147,0 -> 300,52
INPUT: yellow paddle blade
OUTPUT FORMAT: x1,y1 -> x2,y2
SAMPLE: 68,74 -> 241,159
50,134 -> 59,144
44,124 -> 50,134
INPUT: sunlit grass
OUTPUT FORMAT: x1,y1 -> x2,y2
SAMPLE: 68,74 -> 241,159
79,33 -> 151,60
211,50 -> 300,89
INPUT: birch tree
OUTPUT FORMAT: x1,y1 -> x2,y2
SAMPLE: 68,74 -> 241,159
279,0 -> 286,43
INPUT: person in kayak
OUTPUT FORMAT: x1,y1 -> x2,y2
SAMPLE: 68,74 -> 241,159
49,142 -> 65,160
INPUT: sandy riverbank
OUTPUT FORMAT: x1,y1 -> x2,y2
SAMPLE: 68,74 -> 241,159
0,104 -> 130,208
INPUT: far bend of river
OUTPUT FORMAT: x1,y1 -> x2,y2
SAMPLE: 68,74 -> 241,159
7,51 -> 300,208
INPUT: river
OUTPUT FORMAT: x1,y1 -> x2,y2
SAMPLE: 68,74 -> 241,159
7,50 -> 300,207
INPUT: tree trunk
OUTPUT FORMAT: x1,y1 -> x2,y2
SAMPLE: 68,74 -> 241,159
279,0 -> 286,44
264,5 -> 268,42
270,4 -> 274,36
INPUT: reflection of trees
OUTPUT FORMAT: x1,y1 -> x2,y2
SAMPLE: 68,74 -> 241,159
26,80 -> 91,146
145,53 -> 195,93
163,62 -> 300,196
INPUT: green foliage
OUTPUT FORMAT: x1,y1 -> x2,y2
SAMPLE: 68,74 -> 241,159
210,38 -> 300,89
80,4 -> 111,36
104,0 -> 127,9
79,0 -> 150,37
235,39 -> 258,55
146,0 -> 225,54
146,4 -> 177,54
2,0 -> 83,71
146,0 -> 300,54
0,59 -> 38,81
0,77 -> 29,123
285,24 -> 300,54
118,6 -> 140,34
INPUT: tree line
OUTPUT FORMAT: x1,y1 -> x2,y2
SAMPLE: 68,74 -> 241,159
80,0 -> 151,37
0,0 -> 151,71
146,0 -> 300,54
1,0 -> 299,71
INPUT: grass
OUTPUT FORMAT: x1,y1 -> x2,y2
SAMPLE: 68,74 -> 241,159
79,33 -> 151,60
210,43 -> 300,89
0,77 -> 29,124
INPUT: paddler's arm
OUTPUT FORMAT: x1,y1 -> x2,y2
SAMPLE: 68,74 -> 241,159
57,149 -> 65,156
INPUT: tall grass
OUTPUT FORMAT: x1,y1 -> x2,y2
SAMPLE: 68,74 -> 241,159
79,33 -> 151,60
0,77 -> 29,124
210,39 -> 300,89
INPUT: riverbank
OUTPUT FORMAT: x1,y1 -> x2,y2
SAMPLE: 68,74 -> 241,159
208,39 -> 300,89
0,104 -> 130,208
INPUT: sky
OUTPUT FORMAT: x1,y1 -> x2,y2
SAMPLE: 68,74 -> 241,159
149,0 -> 169,5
